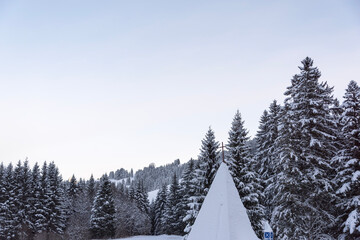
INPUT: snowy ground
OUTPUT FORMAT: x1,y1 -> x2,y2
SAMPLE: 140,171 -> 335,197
148,189 -> 160,202
110,177 -> 134,186
113,235 -> 183,240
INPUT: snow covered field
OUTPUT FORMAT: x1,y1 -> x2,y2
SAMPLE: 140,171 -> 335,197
113,235 -> 183,240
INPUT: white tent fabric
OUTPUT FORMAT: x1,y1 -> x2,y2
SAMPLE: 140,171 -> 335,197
187,163 -> 260,240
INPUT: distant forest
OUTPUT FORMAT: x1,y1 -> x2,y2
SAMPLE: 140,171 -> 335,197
0,57 -> 359,240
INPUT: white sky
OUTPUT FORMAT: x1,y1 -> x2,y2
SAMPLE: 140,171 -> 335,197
0,0 -> 359,180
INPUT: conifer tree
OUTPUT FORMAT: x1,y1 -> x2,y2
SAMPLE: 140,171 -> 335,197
134,181 -> 150,214
197,127 -> 220,195
1,163 -> 17,239
13,161 -> 25,235
29,162 -> 45,236
184,128 -> 220,235
181,159 -> 198,234
68,174 -> 79,200
13,160 -> 33,238
46,162 -> 66,236
333,80 -> 360,238
87,174 -> 96,203
182,160 -> 201,235
227,110 -> 265,238
255,101 -> 281,220
65,174 -> 79,230
272,57 -> 337,239
90,174 -> 116,239
0,163 -> 5,239
164,173 -> 185,235
154,184 -> 168,235
34,161 -> 51,235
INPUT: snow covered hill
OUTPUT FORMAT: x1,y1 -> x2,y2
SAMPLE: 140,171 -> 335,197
110,177 -> 134,186
148,188 -> 160,203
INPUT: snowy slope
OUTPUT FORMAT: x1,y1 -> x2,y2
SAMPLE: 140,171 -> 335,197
148,189 -> 160,203
113,235 -> 182,240
187,163 -> 260,240
110,177 -> 134,186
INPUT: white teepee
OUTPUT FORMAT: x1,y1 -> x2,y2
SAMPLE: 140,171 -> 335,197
187,163 -> 260,240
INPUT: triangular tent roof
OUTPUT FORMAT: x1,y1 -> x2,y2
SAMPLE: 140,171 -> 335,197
187,163 -> 260,240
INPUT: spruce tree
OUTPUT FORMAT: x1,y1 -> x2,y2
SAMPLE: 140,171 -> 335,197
90,174 -> 116,239
46,162 -> 66,236
182,159 -> 201,234
68,174 -> 79,200
255,101 -> 281,221
272,57 -> 337,239
29,162 -> 45,236
134,181 -> 150,214
227,110 -> 265,238
13,161 -> 25,235
197,127 -> 220,195
164,173 -> 185,235
13,160 -> 33,238
181,159 -> 198,234
87,174 -> 96,203
333,80 -> 360,238
0,163 -> 5,239
154,184 -> 168,235
1,163 -> 17,239
184,127 -> 220,235
34,161 -> 50,235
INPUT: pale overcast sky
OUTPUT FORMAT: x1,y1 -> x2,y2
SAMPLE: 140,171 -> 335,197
0,0 -> 359,179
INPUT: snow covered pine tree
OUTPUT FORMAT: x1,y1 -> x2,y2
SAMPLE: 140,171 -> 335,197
272,57 -> 338,239
333,80 -> 360,239
227,110 -> 265,238
184,127 -> 220,236
90,174 -> 116,239
255,100 -> 281,223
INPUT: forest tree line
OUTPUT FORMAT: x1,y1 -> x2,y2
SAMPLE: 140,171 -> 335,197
0,57 -> 359,240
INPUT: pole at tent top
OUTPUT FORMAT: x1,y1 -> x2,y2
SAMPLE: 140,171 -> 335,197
222,142 -> 225,163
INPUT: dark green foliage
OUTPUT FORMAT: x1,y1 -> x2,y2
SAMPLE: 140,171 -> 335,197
90,174 -> 116,239
181,159 -> 199,234
46,162 -> 66,235
198,127 -> 220,195
154,185 -> 168,235
134,181 -> 150,214
333,80 -> 360,238
87,174 -> 96,203
255,101 -> 281,221
164,174 -> 186,235
272,57 -> 337,239
227,110 -> 265,238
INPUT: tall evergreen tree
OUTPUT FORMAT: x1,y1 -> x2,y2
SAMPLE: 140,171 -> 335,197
46,162 -> 66,236
68,174 -> 79,200
87,174 -> 96,203
181,159 -> 199,234
197,127 -> 220,195
154,184 -> 168,235
333,80 -> 360,238
0,163 -> 5,239
227,110 -> 265,238
34,161 -> 51,235
185,127 -> 220,235
164,173 -> 185,235
14,160 -> 33,239
134,181 -> 150,214
255,101 -> 281,221
90,174 -> 116,239
29,162 -> 45,236
272,57 -> 337,239
0,163 -> 17,239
